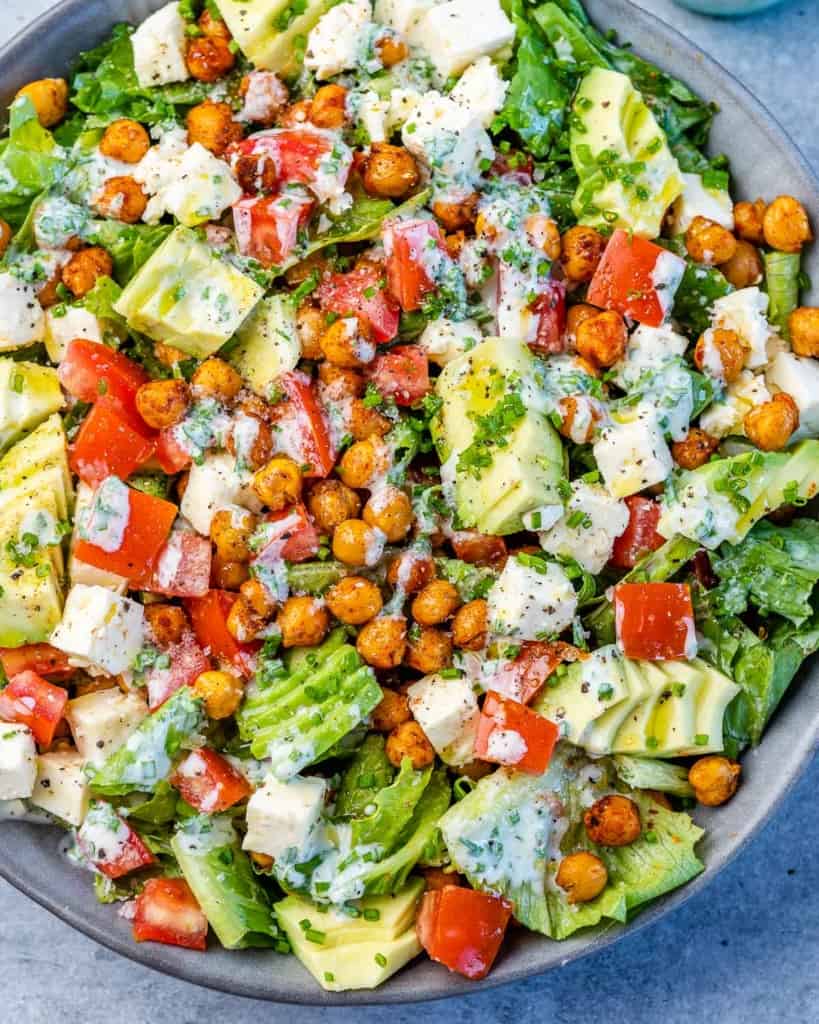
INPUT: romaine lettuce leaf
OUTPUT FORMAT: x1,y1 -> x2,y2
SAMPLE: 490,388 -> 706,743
350,759 -> 432,851
612,755 -> 694,798
0,98 -> 64,228
84,221 -> 173,284
334,734 -> 396,819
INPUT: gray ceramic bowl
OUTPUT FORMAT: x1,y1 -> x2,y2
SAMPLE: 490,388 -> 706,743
0,0 -> 817,1006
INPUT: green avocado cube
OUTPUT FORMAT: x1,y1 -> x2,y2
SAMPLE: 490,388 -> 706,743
229,295 -> 300,399
218,0 -> 338,77
0,359 -> 63,452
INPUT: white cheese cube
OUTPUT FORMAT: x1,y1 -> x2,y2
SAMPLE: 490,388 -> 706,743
66,689 -> 149,768
242,775 -> 327,861
357,91 -> 391,144
450,57 -> 508,128
304,0 -> 373,80
407,675 -> 480,766
50,584 -> 146,677
161,144 -> 242,228
29,750 -> 90,826
135,126 -> 189,224
539,482 -> 630,575
402,91 -> 493,187
487,557 -> 578,641
45,306 -> 102,363
387,88 -> 424,132
374,0 -> 436,39
181,451 -> 262,536
657,476 -> 743,550
767,350 -> 819,439
131,2 -> 190,89
700,369 -> 770,439
69,482 -> 128,593
0,725 -> 37,801
0,273 -> 45,351
413,0 -> 515,80
613,323 -> 689,388
594,405 -> 673,498
711,287 -> 773,370
670,172 -> 735,235
418,317 -> 482,365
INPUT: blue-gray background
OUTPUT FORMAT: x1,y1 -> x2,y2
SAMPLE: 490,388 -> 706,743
1,1 -> 817,1020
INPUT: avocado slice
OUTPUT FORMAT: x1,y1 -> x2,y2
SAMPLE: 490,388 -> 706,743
611,659 -> 665,755
644,661 -> 701,756
535,646 -> 630,746
216,0 -> 337,77
229,295 -> 301,400
657,660 -> 740,755
0,359 -> 64,453
0,413 -> 72,518
584,652 -> 651,755
0,548 -> 63,646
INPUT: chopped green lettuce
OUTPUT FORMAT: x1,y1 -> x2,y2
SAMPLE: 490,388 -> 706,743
612,755 -> 695,798
335,734 -> 396,819
434,558 -> 497,602
0,98 -> 64,228
84,221 -> 173,284
764,251 -> 801,338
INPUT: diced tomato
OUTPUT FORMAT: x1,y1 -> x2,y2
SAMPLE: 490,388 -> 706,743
69,398 -> 156,487
614,582 -> 696,661
229,127 -> 352,201
0,644 -> 73,679
450,531 -> 507,567
318,264 -> 400,344
417,887 -> 512,981
368,345 -> 430,407
233,190 -> 315,268
691,549 -> 717,590
133,877 -> 208,951
531,278 -> 567,354
489,641 -> 583,705
59,340 -> 149,419
587,229 -> 686,328
384,218 -> 444,313
171,748 -> 252,814
256,502 -> 319,565
79,805 -> 156,879
145,633 -> 211,711
186,590 -> 258,677
73,486 -> 178,587
0,671 -> 68,746
275,371 -> 336,478
155,428 -> 192,474
609,496 -> 665,570
474,691 -> 559,773
150,531 -> 212,598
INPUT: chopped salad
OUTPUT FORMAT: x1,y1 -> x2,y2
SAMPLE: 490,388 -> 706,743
0,0 -> 818,994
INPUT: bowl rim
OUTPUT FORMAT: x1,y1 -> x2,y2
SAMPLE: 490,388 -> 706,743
0,0 -> 817,1006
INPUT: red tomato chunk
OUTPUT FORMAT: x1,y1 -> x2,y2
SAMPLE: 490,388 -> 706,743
59,340 -> 148,419
417,886 -> 512,980
133,878 -> 208,951
171,748 -> 252,814
368,345 -> 430,407
614,582 -> 696,661
70,398 -> 156,486
0,671 -> 67,746
475,691 -> 559,773
318,265 -> 400,344
233,190 -> 315,268
609,496 -> 665,569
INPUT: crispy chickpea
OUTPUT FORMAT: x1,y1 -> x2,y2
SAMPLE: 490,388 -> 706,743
763,195 -> 813,253
145,604 -> 189,646
558,395 -> 602,445
191,357 -> 243,402
693,327 -> 747,384
210,507 -> 257,563
252,455 -> 302,511
350,398 -> 392,441
296,302 -> 325,360
525,214 -> 561,261
685,215 -> 737,265
734,198 -> 766,245
719,239 -> 763,290
567,303 -> 600,339
199,8 -> 231,39
556,852 -> 609,904
186,35 -> 235,82
100,119 -> 150,164
377,35 -> 409,67
135,379 -> 190,430
326,575 -> 383,625
371,688 -> 411,732
93,176 -> 148,224
357,616 -> 407,669
561,225 -> 607,283
411,580 -> 461,627
250,851 -> 274,869
338,437 -> 391,489
405,627 -> 452,674
61,247 -> 113,299
279,99 -> 313,128
212,555 -> 250,589
0,219 -> 11,260
320,316 -> 374,368
277,595 -> 330,648
155,342 -> 188,368
433,193 -> 479,233
36,266 -> 61,308
672,427 -> 720,470
232,150 -> 278,193
362,486 -> 413,542
310,84 -> 348,129
186,100 -> 243,156
227,595 -> 265,644
575,310 -> 628,368
386,720 -> 435,769
332,519 -> 385,567
362,143 -> 420,200
238,578 -> 277,620
444,231 -> 466,259
317,362 -> 365,396
226,414 -> 274,471
584,794 -> 642,847
689,755 -> 741,806
193,669 -> 244,720
15,78 -> 68,127
452,599 -> 487,651
387,551 -> 436,593
789,307 -> 819,358
422,867 -> 463,891
308,480 -> 361,534
458,759 -> 494,782
744,392 -> 800,452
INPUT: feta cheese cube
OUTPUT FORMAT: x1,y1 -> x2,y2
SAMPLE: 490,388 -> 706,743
402,91 -> 493,187
711,287 -> 773,370
181,452 -> 262,535
767,350 -> 819,439
594,405 -> 673,498
388,88 -> 424,133
700,369 -> 770,438
29,750 -> 90,826
0,273 -> 45,351
357,91 -> 391,144
539,482 -> 630,575
374,0 -> 436,39
413,0 -> 515,80
69,482 -> 128,594
45,306 -> 102,363
418,317 -> 482,365
0,724 -> 37,801
242,774 -> 327,861
613,323 -> 689,389
130,2 -> 189,89
304,0 -> 373,80
161,144 -> 242,228
407,675 -> 480,766
487,556 -> 578,641
50,584 -> 146,677
670,172 -> 735,235
450,57 -> 508,127
66,689 -> 149,768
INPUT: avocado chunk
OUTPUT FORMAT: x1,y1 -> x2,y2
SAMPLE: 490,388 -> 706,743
229,295 -> 301,399
276,879 -> 424,991
114,227 -> 264,358
570,67 -> 683,238
0,359 -> 63,452
217,0 -> 337,77
433,337 -> 566,535
535,646 -> 629,746
656,660 -> 741,755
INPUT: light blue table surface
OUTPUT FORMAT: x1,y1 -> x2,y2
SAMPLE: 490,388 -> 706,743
1,1 -> 818,1021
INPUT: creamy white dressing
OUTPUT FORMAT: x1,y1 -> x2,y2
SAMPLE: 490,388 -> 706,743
78,477 -> 131,553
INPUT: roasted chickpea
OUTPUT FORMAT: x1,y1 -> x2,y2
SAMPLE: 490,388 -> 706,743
295,302 -> 325,360
338,437 -> 391,489
232,150 -> 278,193
193,669 -> 244,719
307,480 -> 361,535
377,35 -> 409,67
689,755 -> 741,806
278,99 -> 313,128
252,455 -> 302,511
99,118 -> 151,164
238,71 -> 288,126
0,219 -> 11,260
693,327 -> 747,384
249,851 -> 274,870
719,239 -> 763,290
227,596 -> 265,644
556,852 -> 609,904
191,357 -> 243,402
422,867 -> 463,891
685,215 -> 737,265
584,794 -> 642,847
561,225 -> 607,283
199,8 -> 231,38
36,266 -> 61,308
210,507 -> 257,563
326,575 -> 383,625
525,214 -> 561,260
451,531 -> 507,567
362,486 -> 413,542
61,247 -> 113,299
211,555 -> 250,589
386,720 -> 435,769
452,599 -> 488,651
405,626 -> 452,675
672,427 -> 720,470
135,379 -> 190,430
411,580 -> 461,627
575,310 -> 628,368
371,688 -> 411,732
558,395 -> 602,445
310,84 -> 348,129
317,362 -> 365,396
789,307 -> 819,358
320,316 -> 374,368
93,176 -> 148,224
733,198 -> 766,245
145,604 -> 189,646
15,78 -> 68,127
444,231 -> 466,259
332,519 -> 385,567
277,595 -> 330,648
433,194 -> 479,233
566,304 -> 600,341
186,35 -> 235,82
155,342 -> 188,368
362,143 -> 420,200
239,577 -> 278,619
763,195 -> 813,253
458,759 -> 494,782
357,616 -> 407,669
226,414 -> 274,471
349,398 -> 392,441
186,100 -> 243,156
387,551 -> 436,593
744,392 -> 800,452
